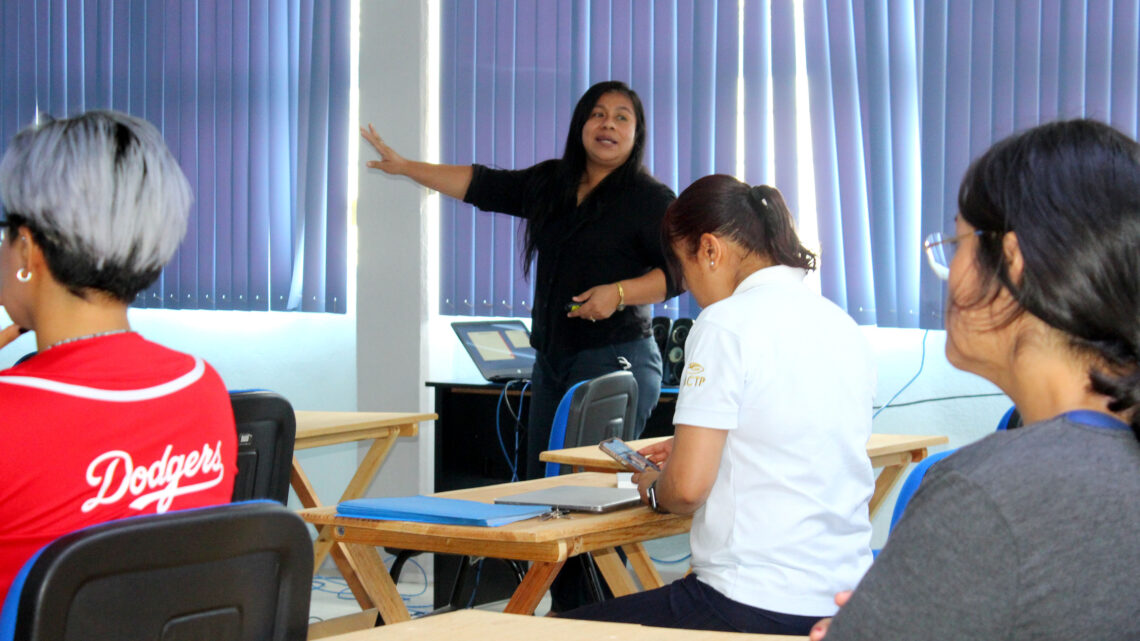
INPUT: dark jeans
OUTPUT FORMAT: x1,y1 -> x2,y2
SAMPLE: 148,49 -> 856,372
526,336 -> 661,612
559,573 -> 825,635
525,336 -> 662,481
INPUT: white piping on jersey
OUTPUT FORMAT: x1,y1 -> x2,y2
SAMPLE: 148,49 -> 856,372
0,357 -> 205,402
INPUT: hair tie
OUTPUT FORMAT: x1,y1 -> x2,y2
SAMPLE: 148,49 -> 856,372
748,185 -> 769,210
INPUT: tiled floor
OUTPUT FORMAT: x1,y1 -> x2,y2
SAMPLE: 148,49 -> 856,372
308,533 -> 692,625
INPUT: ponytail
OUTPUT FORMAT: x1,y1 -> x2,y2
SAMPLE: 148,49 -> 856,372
664,175 -> 817,275
747,185 -> 816,272
1089,359 -> 1140,440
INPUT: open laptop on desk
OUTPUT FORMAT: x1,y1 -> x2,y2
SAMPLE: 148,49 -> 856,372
451,320 -> 535,382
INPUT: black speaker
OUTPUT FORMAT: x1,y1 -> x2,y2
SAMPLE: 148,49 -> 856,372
662,318 -> 693,386
651,316 -> 671,363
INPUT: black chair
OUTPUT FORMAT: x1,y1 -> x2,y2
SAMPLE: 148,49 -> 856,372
545,370 -> 639,477
433,373 -> 639,612
229,390 -> 296,503
0,501 -> 312,641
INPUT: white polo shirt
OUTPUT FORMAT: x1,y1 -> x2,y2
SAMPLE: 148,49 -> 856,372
676,265 -> 875,616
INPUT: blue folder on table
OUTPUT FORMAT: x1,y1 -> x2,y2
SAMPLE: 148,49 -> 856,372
337,495 -> 551,527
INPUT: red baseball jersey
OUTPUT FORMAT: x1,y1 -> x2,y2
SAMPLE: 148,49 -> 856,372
0,332 -> 236,598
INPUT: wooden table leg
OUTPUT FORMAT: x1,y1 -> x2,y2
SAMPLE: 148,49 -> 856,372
868,448 -> 925,518
290,456 -> 340,576
503,560 -> 566,615
337,430 -> 402,503
622,543 -> 665,591
593,548 -> 638,597
340,543 -> 412,624
295,429 -> 404,572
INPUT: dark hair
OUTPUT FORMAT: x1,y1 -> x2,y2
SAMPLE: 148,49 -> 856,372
522,81 -> 648,275
957,118 -> 1140,438
663,174 -> 815,285
2,213 -> 161,303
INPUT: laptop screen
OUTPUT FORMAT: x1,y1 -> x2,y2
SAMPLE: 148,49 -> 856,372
451,320 -> 535,382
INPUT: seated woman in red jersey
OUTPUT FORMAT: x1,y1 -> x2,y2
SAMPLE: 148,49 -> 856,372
0,110 -> 237,598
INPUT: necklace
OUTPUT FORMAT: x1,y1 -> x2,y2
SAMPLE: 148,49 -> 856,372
44,329 -> 131,351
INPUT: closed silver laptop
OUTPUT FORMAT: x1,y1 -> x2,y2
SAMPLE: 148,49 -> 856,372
494,485 -> 641,513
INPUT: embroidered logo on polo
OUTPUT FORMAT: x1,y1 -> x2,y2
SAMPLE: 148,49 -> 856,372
683,362 -> 707,387
83,442 -> 227,514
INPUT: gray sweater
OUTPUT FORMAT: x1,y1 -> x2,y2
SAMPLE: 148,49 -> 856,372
827,416 -> 1140,641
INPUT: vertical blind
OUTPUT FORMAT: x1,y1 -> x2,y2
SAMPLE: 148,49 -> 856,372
917,0 -> 1140,325
441,0 -> 1140,329
0,0 -> 350,313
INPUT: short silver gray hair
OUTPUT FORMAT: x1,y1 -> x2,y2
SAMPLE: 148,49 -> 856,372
0,110 -> 191,298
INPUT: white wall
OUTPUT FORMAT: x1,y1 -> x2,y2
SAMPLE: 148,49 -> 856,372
355,0 -> 434,498
861,328 -> 1009,546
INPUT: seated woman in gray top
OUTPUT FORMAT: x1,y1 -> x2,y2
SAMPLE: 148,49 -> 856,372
812,119 -> 1140,640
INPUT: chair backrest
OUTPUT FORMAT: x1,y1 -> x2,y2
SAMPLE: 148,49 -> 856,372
888,405 -> 1019,533
0,501 -> 312,641
887,449 -> 954,534
229,390 -> 296,503
545,371 -> 638,477
995,405 -> 1022,431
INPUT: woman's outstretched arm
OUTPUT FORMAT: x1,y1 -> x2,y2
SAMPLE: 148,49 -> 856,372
361,123 -> 473,200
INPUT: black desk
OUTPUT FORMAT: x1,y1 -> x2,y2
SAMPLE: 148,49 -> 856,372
425,380 -> 678,607
428,381 -> 677,491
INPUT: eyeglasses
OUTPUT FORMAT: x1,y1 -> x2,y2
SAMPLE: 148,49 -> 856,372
923,230 -> 985,281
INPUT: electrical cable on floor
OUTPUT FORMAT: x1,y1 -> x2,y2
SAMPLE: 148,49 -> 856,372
309,553 -> 434,621
649,553 -> 692,564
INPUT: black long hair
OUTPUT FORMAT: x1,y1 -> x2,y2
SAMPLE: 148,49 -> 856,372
521,81 -> 648,275
957,118 -> 1140,439
662,174 -> 815,287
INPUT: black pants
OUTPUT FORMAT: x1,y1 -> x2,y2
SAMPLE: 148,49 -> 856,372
559,573 -> 824,635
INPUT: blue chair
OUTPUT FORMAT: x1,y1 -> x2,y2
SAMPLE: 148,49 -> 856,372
541,371 -> 639,606
888,405 -> 1021,533
544,370 -> 638,478
995,405 -> 1021,431
888,449 -> 955,534
0,501 -> 312,641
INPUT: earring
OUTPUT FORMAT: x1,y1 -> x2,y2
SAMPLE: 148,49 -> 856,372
709,261 -> 715,268
16,268 -> 31,283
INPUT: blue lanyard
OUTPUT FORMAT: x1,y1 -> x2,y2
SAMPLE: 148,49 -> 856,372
1060,410 -> 1131,431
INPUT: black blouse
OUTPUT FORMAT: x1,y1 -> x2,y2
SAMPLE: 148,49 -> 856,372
464,160 -> 678,357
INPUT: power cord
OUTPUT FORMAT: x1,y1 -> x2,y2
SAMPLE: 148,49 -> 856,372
649,552 -> 692,564
874,392 -> 1006,411
872,329 -> 930,419
309,553 -> 433,621
495,379 -> 528,482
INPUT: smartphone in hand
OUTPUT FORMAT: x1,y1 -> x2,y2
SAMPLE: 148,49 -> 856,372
598,436 -> 660,472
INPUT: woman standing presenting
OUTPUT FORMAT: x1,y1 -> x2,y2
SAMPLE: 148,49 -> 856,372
563,175 -> 876,634
362,81 -> 678,483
